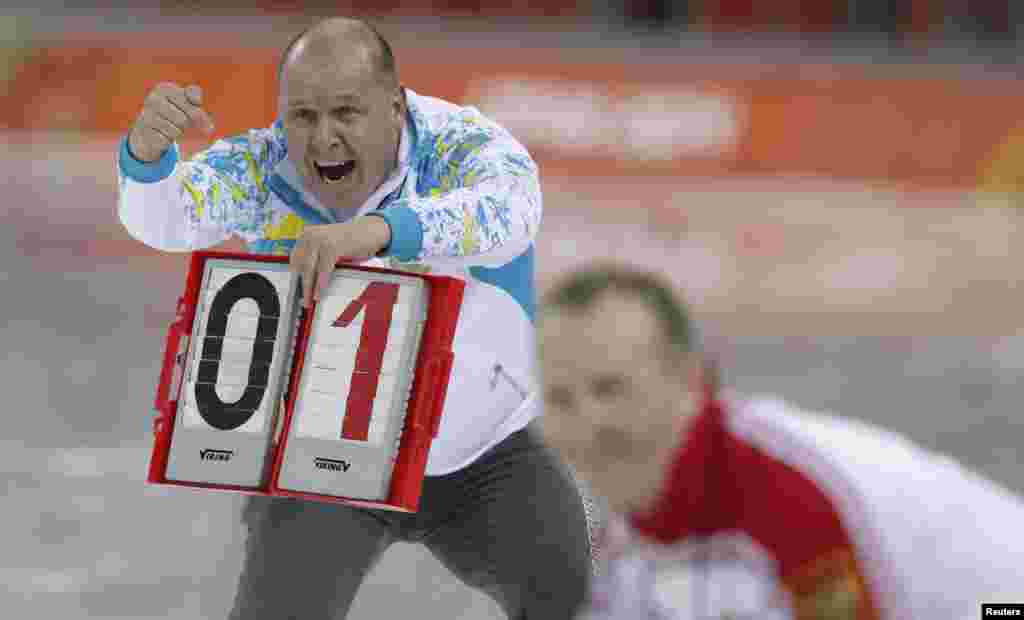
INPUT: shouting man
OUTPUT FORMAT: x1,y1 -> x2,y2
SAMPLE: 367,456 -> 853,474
118,17 -> 594,620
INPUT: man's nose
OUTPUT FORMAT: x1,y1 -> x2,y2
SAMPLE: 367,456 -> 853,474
593,424 -> 632,460
584,401 -> 631,456
313,117 -> 340,151
583,397 -> 618,427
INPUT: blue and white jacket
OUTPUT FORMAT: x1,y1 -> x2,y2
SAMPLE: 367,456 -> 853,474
117,88 -> 543,475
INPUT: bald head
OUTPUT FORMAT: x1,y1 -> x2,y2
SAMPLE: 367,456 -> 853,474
279,18 -> 398,89
277,17 -> 406,218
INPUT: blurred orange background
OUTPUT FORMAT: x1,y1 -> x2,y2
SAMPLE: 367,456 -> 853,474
4,2 -> 1023,339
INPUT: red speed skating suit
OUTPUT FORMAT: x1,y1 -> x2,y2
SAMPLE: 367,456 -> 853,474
581,394 -> 1024,620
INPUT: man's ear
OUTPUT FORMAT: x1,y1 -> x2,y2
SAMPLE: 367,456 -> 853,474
685,353 -> 716,398
392,86 -> 406,122
668,353 -> 705,428
702,357 -> 722,401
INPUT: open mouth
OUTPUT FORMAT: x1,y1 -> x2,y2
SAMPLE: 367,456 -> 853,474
313,160 -> 356,185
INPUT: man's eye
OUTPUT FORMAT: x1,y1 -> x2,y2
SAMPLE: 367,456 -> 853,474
546,386 -> 574,411
591,375 -> 626,400
291,110 -> 315,123
334,106 -> 360,119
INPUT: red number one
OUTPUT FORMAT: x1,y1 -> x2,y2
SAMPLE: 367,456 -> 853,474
332,281 -> 400,441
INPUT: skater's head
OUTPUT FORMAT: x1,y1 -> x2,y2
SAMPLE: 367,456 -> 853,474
537,264 -> 706,514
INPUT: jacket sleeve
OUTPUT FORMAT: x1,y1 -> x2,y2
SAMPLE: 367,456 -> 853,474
371,113 -> 543,269
116,124 -> 285,252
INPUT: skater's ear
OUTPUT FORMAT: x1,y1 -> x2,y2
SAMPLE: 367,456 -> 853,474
681,354 -> 718,402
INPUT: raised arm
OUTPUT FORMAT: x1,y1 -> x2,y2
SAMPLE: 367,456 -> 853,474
116,82 -> 284,251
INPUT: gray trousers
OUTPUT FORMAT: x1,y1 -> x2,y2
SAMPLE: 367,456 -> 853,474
228,424 -> 598,619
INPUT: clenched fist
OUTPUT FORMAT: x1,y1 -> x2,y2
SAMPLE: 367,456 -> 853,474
128,83 -> 216,163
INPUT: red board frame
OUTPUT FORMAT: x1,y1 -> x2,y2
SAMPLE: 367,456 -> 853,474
147,250 -> 465,512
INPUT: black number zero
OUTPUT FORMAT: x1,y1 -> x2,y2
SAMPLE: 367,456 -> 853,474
195,272 -> 280,431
